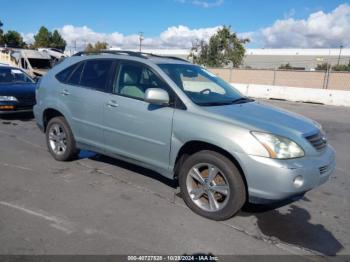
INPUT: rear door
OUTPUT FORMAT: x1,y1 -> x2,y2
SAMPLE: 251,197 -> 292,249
103,61 -> 175,171
57,59 -> 115,148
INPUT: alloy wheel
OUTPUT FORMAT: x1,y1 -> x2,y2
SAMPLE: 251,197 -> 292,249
48,123 -> 67,156
186,163 -> 230,212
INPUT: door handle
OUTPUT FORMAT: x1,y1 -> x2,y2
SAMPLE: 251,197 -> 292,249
107,100 -> 118,108
61,90 -> 70,96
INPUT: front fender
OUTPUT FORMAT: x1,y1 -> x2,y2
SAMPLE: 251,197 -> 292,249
169,109 -> 264,173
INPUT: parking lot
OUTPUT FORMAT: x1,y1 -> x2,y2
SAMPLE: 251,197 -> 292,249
0,99 -> 349,256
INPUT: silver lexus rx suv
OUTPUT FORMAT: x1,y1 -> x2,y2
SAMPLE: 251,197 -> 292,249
34,51 -> 335,220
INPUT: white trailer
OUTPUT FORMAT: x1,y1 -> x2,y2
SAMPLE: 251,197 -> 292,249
38,48 -> 67,62
0,48 -> 52,78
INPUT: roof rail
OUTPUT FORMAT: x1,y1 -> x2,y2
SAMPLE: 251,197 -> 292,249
72,50 -> 189,62
73,50 -> 147,58
141,52 -> 189,62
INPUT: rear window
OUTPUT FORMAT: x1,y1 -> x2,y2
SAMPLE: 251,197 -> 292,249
67,63 -> 84,85
80,60 -> 113,92
55,59 -> 113,92
56,62 -> 80,83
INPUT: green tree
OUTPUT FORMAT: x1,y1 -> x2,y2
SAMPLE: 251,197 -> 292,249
33,26 -> 52,48
189,26 -> 249,67
50,30 -> 66,50
84,41 -> 108,52
278,63 -> 293,70
332,64 -> 350,72
315,63 -> 330,71
3,30 -> 26,48
84,43 -> 94,52
34,27 -> 66,50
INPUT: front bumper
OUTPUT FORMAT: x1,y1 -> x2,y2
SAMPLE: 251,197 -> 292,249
236,145 -> 336,203
0,101 -> 34,115
0,108 -> 33,115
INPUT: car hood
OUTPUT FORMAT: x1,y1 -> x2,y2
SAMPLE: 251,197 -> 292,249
0,82 -> 36,97
202,101 -> 319,136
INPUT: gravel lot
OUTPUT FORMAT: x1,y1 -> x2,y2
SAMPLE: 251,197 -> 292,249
0,99 -> 349,256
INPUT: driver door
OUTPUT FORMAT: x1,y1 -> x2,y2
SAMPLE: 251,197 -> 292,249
103,61 -> 175,172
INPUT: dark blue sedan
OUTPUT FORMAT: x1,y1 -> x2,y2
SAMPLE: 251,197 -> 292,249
0,65 -> 36,115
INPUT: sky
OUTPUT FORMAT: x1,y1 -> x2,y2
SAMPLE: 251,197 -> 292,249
1,0 -> 350,50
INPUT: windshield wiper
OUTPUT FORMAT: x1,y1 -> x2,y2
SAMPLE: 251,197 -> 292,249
197,97 -> 254,106
197,101 -> 235,106
230,97 -> 254,104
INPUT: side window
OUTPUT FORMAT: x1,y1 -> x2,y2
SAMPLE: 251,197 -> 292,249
80,59 -> 113,92
67,62 -> 84,85
115,63 -> 164,100
56,62 -> 80,83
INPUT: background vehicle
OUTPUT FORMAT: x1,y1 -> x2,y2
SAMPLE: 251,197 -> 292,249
1,48 -> 52,78
34,51 -> 335,220
38,48 -> 67,63
0,65 -> 36,114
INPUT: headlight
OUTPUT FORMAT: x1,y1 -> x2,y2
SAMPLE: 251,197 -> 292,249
251,132 -> 304,159
0,96 -> 18,102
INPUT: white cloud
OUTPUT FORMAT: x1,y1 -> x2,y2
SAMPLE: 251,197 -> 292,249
22,32 -> 35,44
259,4 -> 350,48
159,25 -> 221,48
59,25 -> 140,50
22,25 -> 221,50
175,0 -> 224,8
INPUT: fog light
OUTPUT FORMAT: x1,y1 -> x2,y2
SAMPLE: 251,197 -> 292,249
293,176 -> 304,188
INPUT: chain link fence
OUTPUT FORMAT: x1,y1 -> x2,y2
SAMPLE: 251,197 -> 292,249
208,68 -> 350,91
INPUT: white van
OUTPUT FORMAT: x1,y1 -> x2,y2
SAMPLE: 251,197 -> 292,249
0,48 -> 52,78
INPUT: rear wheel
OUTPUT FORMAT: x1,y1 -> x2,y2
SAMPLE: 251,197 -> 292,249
179,150 -> 246,220
46,116 -> 78,161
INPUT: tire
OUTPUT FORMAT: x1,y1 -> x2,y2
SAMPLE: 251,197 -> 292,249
179,150 -> 246,221
46,116 -> 78,161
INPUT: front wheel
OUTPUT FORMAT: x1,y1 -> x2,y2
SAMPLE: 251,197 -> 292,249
46,116 -> 78,161
179,150 -> 246,220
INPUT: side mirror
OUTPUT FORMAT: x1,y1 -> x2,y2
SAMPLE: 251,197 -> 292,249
145,88 -> 169,106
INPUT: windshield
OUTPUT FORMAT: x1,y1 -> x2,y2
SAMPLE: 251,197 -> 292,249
0,68 -> 35,84
158,63 -> 252,106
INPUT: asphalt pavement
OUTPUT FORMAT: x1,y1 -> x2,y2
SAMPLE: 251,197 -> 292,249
0,99 -> 349,257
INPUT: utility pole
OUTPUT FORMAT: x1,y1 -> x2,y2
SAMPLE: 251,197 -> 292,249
337,45 -> 343,65
138,32 -> 144,52
323,49 -> 331,89
84,39 -> 87,50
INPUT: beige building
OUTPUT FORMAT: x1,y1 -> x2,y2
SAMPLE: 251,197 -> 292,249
113,48 -> 350,71
243,48 -> 350,70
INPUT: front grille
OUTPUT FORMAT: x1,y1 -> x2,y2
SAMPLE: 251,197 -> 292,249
319,165 -> 329,175
305,131 -> 327,151
15,105 -> 33,110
